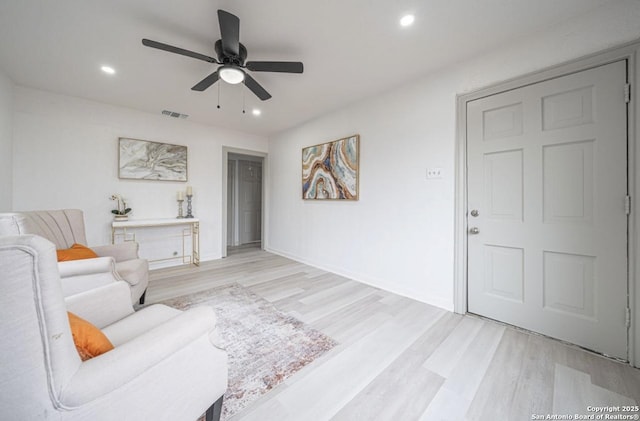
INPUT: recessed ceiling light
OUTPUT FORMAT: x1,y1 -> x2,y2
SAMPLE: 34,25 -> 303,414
252,109 -> 262,116
400,14 -> 415,27
101,65 -> 116,75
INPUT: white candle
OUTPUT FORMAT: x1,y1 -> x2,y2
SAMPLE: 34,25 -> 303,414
186,186 -> 193,196
177,191 -> 184,200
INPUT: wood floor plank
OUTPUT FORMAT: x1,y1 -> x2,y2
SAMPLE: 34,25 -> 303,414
444,321 -> 505,400
311,293 -> 387,333
466,328 -> 528,421
332,312 -> 460,421
507,334 -> 565,420
271,275 -> 349,311
248,272 -> 307,295
565,344 -> 640,402
419,321 -> 505,420
298,280 -> 362,305
296,286 -> 379,324
261,286 -> 306,302
422,316 -> 484,378
553,364 -> 600,414
325,309 -> 393,346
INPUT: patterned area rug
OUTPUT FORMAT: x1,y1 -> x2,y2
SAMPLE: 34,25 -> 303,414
160,283 -> 338,420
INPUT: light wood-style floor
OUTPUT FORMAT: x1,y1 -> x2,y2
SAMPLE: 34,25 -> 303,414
147,247 -> 640,421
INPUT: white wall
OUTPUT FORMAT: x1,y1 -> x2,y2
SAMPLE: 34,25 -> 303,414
0,70 -> 13,211
266,1 -> 640,310
12,87 -> 267,261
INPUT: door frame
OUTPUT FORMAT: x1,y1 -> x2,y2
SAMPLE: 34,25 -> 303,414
227,159 -> 237,247
454,41 -> 640,366
221,146 -> 268,258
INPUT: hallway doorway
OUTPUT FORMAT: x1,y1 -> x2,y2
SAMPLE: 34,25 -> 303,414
226,152 -> 264,254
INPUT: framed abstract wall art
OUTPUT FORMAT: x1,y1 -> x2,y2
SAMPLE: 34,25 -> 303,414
118,137 -> 188,181
302,134 -> 359,200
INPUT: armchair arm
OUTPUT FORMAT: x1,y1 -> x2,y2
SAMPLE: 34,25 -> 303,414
92,242 -> 139,262
64,282 -> 134,328
58,256 -> 118,278
58,257 -> 124,297
61,306 -> 219,406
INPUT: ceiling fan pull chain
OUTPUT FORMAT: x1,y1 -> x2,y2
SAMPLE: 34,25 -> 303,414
242,81 -> 246,114
217,81 -> 221,109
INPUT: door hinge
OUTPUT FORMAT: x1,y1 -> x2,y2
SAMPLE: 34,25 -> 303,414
625,195 -> 631,215
624,83 -> 631,103
626,307 -> 631,328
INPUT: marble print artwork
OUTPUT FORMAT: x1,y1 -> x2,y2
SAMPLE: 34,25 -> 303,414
119,137 -> 187,181
161,283 -> 338,420
302,135 -> 359,200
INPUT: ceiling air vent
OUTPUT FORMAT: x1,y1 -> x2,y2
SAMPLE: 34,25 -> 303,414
161,110 -> 189,119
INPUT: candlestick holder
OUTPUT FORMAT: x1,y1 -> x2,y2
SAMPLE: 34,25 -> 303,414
186,195 -> 194,218
176,199 -> 184,218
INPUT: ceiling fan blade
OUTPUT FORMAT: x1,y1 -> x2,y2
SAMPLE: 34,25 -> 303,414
191,71 -> 220,91
217,10 -> 240,56
142,39 -> 217,63
245,61 -> 304,73
244,74 -> 272,101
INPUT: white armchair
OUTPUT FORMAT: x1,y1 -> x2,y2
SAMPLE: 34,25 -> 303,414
0,209 -> 149,304
0,234 -> 228,421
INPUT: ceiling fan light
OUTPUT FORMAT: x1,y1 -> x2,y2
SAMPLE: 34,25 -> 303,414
219,66 -> 245,84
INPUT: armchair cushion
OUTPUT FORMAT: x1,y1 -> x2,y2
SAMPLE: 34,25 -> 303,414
65,282 -> 135,328
57,243 -> 98,262
102,304 -> 182,346
67,312 -> 114,361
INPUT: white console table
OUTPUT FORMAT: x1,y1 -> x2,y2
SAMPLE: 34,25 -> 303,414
111,218 -> 200,267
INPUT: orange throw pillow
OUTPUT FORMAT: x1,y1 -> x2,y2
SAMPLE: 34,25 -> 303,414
57,243 -> 98,262
67,312 -> 114,361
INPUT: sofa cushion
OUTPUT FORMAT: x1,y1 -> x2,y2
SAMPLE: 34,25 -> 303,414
68,312 -> 114,361
57,244 -> 98,262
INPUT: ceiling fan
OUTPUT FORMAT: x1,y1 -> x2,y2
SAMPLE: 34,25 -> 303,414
142,9 -> 304,101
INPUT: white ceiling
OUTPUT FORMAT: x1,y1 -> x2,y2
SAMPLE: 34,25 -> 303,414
0,0 -> 614,136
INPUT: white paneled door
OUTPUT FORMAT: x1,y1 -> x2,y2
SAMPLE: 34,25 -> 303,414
467,61 -> 628,359
238,160 -> 262,245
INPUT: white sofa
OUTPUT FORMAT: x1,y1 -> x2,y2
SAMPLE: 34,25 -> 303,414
0,209 -> 149,304
0,234 -> 227,420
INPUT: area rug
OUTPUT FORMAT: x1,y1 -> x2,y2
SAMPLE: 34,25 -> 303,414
160,283 -> 338,420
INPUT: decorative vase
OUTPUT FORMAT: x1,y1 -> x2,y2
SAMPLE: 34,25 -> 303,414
114,214 -> 129,221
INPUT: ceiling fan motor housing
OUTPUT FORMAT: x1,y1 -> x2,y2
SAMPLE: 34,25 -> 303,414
215,40 -> 247,66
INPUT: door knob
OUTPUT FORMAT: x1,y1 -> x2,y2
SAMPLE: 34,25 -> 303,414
470,209 -> 479,217
469,227 -> 480,234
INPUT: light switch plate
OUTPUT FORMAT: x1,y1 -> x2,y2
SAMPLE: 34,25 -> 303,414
426,168 -> 443,179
